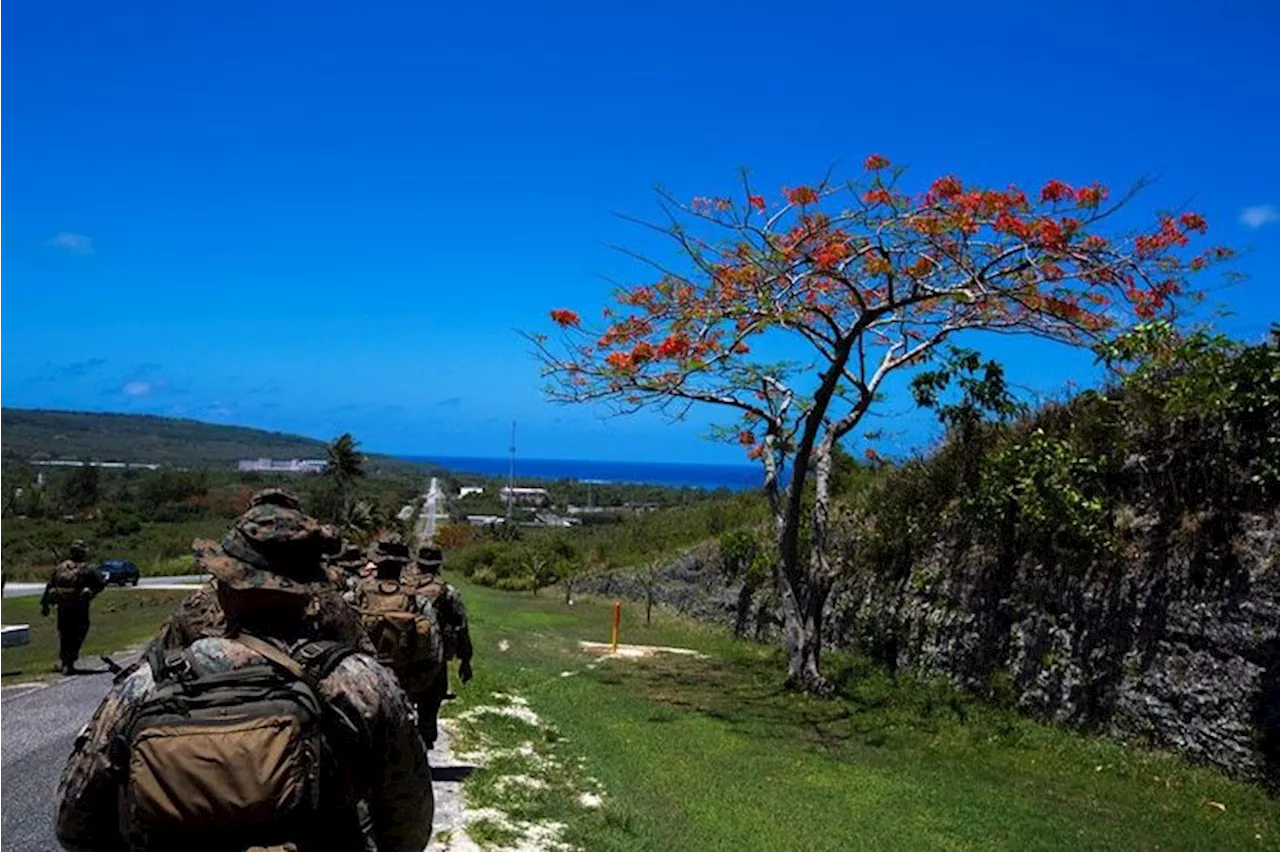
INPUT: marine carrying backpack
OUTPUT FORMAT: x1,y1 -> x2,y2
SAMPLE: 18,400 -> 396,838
116,634 -> 365,852
356,579 -> 441,694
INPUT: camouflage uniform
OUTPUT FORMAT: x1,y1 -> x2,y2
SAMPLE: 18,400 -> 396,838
55,495 -> 433,852
41,540 -> 105,673
147,581 -> 375,657
413,545 -> 474,748
353,538 -> 443,744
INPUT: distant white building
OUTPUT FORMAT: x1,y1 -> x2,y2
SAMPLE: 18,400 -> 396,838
458,486 -> 485,499
31,460 -> 161,471
237,458 -> 327,474
499,485 -> 551,506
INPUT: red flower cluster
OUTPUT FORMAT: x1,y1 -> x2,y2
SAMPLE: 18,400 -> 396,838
787,186 -> 819,205
550,309 -> 580,327
1040,179 -> 1074,203
862,188 -> 893,205
864,154 -> 891,170
738,429 -> 755,446
656,334 -> 691,359
1075,184 -> 1108,207
749,195 -> 766,211
928,175 -> 963,201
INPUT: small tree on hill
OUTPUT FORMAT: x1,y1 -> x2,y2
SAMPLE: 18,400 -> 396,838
531,157 -> 1230,693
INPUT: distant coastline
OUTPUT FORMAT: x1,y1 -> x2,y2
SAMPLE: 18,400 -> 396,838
400,455 -> 760,491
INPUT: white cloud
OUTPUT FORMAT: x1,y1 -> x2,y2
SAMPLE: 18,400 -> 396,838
123,381 -> 152,397
45,232 -> 95,254
1239,204 -> 1279,229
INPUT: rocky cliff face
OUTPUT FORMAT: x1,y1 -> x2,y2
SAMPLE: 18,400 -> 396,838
582,508 -> 1279,786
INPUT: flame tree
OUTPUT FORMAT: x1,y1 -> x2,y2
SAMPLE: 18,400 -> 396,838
530,156 -> 1230,693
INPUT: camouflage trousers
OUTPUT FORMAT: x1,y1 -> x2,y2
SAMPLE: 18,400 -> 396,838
57,609 -> 90,668
412,668 -> 449,750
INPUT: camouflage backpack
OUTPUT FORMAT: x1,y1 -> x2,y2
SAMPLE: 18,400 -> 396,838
355,579 -> 442,694
116,634 -> 367,851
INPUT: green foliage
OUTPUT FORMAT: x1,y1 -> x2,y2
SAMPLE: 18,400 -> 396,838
1100,322 -> 1280,504
972,427 -> 1109,549
451,492 -> 766,590
845,327 -> 1277,579
60,463 -> 101,509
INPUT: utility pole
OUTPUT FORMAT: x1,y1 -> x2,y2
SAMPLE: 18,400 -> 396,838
505,421 -> 516,523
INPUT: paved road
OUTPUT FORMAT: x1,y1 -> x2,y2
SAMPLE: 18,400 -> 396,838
3,575 -> 210,599
1,654 -> 137,851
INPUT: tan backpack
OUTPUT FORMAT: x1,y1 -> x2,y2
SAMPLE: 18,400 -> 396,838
356,579 -> 441,693
118,634 -> 366,851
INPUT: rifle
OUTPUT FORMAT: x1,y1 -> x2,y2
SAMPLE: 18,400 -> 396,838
100,655 -> 124,675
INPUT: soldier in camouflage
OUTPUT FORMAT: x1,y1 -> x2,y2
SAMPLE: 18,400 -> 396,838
146,490 -> 374,657
413,544 -> 474,748
55,494 -> 433,852
41,539 -> 106,674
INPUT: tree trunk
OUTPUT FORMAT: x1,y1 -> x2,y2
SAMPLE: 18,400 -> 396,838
645,590 -> 654,626
563,579 -> 573,605
775,444 -> 837,695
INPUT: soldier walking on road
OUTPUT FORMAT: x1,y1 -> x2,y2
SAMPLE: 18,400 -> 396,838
41,540 -> 105,675
54,499 -> 433,852
354,537 -> 444,747
414,544 -> 474,747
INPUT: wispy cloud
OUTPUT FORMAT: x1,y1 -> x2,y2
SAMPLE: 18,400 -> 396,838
55,358 -> 109,379
435,397 -> 462,407
45,232 -> 95,254
1239,204 -> 1279,229
123,381 -> 153,397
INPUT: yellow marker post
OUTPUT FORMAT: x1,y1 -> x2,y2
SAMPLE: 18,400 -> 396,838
610,600 -> 621,654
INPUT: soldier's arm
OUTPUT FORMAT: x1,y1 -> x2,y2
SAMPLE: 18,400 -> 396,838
325,656 -> 434,852
81,566 -> 106,597
449,588 -> 474,662
54,665 -> 156,852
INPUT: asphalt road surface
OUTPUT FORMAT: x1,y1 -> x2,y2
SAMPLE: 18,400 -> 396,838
3,575 -> 210,599
1,655 -> 135,851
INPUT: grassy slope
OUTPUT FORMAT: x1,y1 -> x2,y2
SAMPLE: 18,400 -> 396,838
448,581 -> 1278,851
0,589 -> 188,681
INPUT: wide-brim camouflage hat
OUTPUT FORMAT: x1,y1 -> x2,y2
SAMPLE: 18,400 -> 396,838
195,504 -> 334,595
416,544 -> 443,569
371,537 -> 412,567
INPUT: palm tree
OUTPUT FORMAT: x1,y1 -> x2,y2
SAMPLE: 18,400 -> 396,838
325,433 -> 366,481
324,433 -> 366,524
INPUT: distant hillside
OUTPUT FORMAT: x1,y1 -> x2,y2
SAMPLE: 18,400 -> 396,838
0,408 -> 422,472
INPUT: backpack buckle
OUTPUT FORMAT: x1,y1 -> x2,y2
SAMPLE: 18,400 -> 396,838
163,651 -> 194,682
296,643 -> 326,664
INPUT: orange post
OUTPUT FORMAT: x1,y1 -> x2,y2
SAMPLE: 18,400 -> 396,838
610,600 -> 621,654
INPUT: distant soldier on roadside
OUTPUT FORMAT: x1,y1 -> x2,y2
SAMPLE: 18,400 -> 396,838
147,489 -> 373,656
414,544 -> 474,743
54,495 -> 433,852
41,540 -> 105,674
353,536 -> 444,746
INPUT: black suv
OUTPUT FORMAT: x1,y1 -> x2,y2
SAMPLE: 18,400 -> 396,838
98,559 -> 141,586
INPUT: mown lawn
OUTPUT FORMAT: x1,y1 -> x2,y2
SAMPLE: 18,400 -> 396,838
446,580 -> 1278,851
1,589 -> 187,681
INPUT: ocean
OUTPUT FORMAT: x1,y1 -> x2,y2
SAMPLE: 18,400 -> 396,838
401,455 -> 761,491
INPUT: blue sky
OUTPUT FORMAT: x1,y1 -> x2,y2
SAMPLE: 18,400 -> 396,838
3,0 -> 1278,464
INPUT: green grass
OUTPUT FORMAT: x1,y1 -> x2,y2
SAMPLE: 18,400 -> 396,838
1,589 -> 189,681
445,580 -> 1279,851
